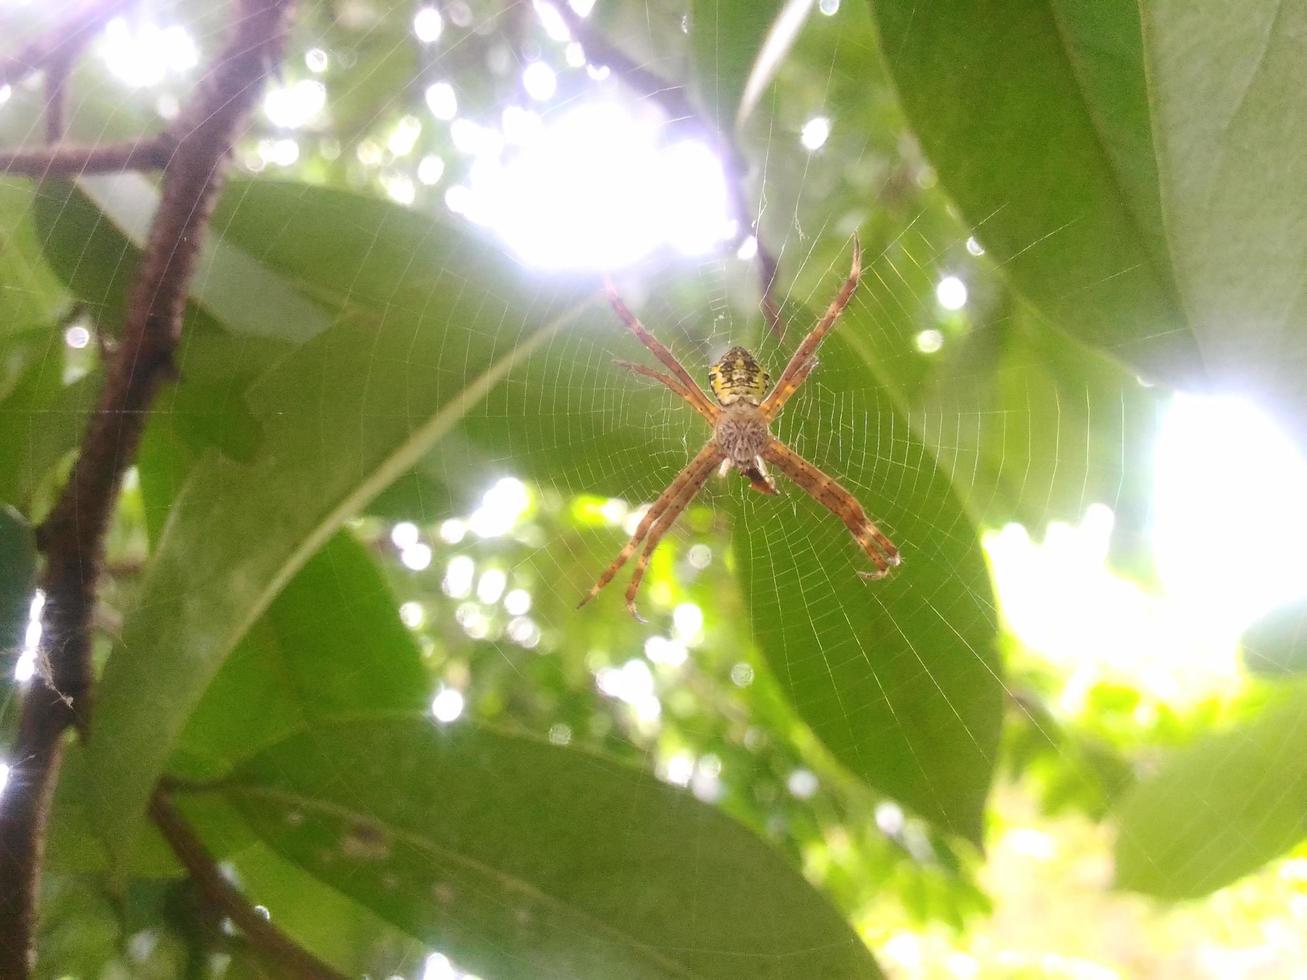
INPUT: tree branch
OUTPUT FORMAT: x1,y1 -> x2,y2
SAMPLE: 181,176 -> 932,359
553,3 -> 782,334
150,791 -> 346,979
0,1 -> 295,975
0,136 -> 174,177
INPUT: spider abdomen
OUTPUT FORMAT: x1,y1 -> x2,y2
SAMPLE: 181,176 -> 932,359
708,346 -> 770,406
714,406 -> 771,466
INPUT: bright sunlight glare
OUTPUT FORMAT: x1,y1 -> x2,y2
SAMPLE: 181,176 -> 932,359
99,18 -> 198,89
800,116 -> 831,151
935,275 -> 967,310
431,687 -> 465,724
422,952 -> 457,980
460,102 -> 735,268
989,393 -> 1307,712
263,79 -> 326,129
535,0 -> 572,41
522,61 -> 557,101
985,505 -> 1243,710
469,477 -> 530,537
14,590 -> 44,683
413,6 -> 444,44
1153,393 -> 1307,631
424,81 -> 458,120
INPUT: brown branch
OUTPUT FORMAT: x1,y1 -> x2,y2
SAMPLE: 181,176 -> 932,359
552,3 -> 782,334
0,1 -> 295,975
0,0 -> 137,87
0,136 -> 174,177
150,791 -> 346,979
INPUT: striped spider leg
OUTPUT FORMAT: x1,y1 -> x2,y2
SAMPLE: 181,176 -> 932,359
576,442 -> 723,622
581,239 -> 898,620
759,237 -> 900,578
762,439 -> 900,579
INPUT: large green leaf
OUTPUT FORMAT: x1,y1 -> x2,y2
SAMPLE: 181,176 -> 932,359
173,529 -> 428,775
866,0 -> 1198,386
869,1 -> 1307,444
0,333 -> 96,512
0,178 -> 68,337
1141,0 -> 1307,441
201,718 -> 882,979
35,176 -> 332,343
917,302 -> 1165,575
732,306 -> 1002,841
1115,692 -> 1307,899
1243,597 -> 1307,677
87,182 -> 594,869
226,841 -> 424,976
47,529 -> 425,875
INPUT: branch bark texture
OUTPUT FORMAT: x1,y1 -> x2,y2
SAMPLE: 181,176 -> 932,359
0,1 -> 294,974
0,136 -> 175,177
150,792 -> 347,979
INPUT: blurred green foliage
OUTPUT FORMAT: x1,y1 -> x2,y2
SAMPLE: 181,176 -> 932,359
1,0 -> 1306,976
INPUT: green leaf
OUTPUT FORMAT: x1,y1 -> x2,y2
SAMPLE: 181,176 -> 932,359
35,176 -> 333,343
0,334 -> 96,512
87,182 -> 594,869
46,530 -> 424,876
0,503 -> 36,654
691,0 -> 789,131
733,312 -> 1002,840
1115,692 -> 1307,899
206,718 -> 882,979
173,529 -> 429,776
0,178 -> 68,337
1243,598 -> 1307,677
918,302 -> 1165,577
1140,0 -> 1307,440
44,745 -> 222,877
226,841 -> 424,976
131,322 -> 294,538
866,0 -> 1199,385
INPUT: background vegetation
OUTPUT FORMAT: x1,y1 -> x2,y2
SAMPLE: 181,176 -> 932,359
3,0 -> 1307,976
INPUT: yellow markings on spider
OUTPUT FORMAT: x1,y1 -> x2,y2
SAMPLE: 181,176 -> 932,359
708,346 -> 770,406
583,238 -> 899,622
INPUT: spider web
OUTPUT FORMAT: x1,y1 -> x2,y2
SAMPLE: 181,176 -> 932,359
2,0 -> 1296,976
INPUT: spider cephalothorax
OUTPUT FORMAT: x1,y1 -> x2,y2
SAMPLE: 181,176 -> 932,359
580,240 -> 900,620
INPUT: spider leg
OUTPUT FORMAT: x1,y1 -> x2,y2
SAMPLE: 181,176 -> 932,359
762,238 -> 861,418
762,355 -> 818,422
604,280 -> 720,422
623,448 -> 718,621
763,438 -> 900,577
578,443 -> 723,613
613,359 -> 716,424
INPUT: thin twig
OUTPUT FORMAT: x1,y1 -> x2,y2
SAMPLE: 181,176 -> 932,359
0,1 -> 295,974
0,0 -> 137,88
551,3 -> 783,334
0,136 -> 174,177
150,791 -> 346,979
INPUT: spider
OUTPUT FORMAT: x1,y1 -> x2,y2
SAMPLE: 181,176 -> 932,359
579,239 -> 901,621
